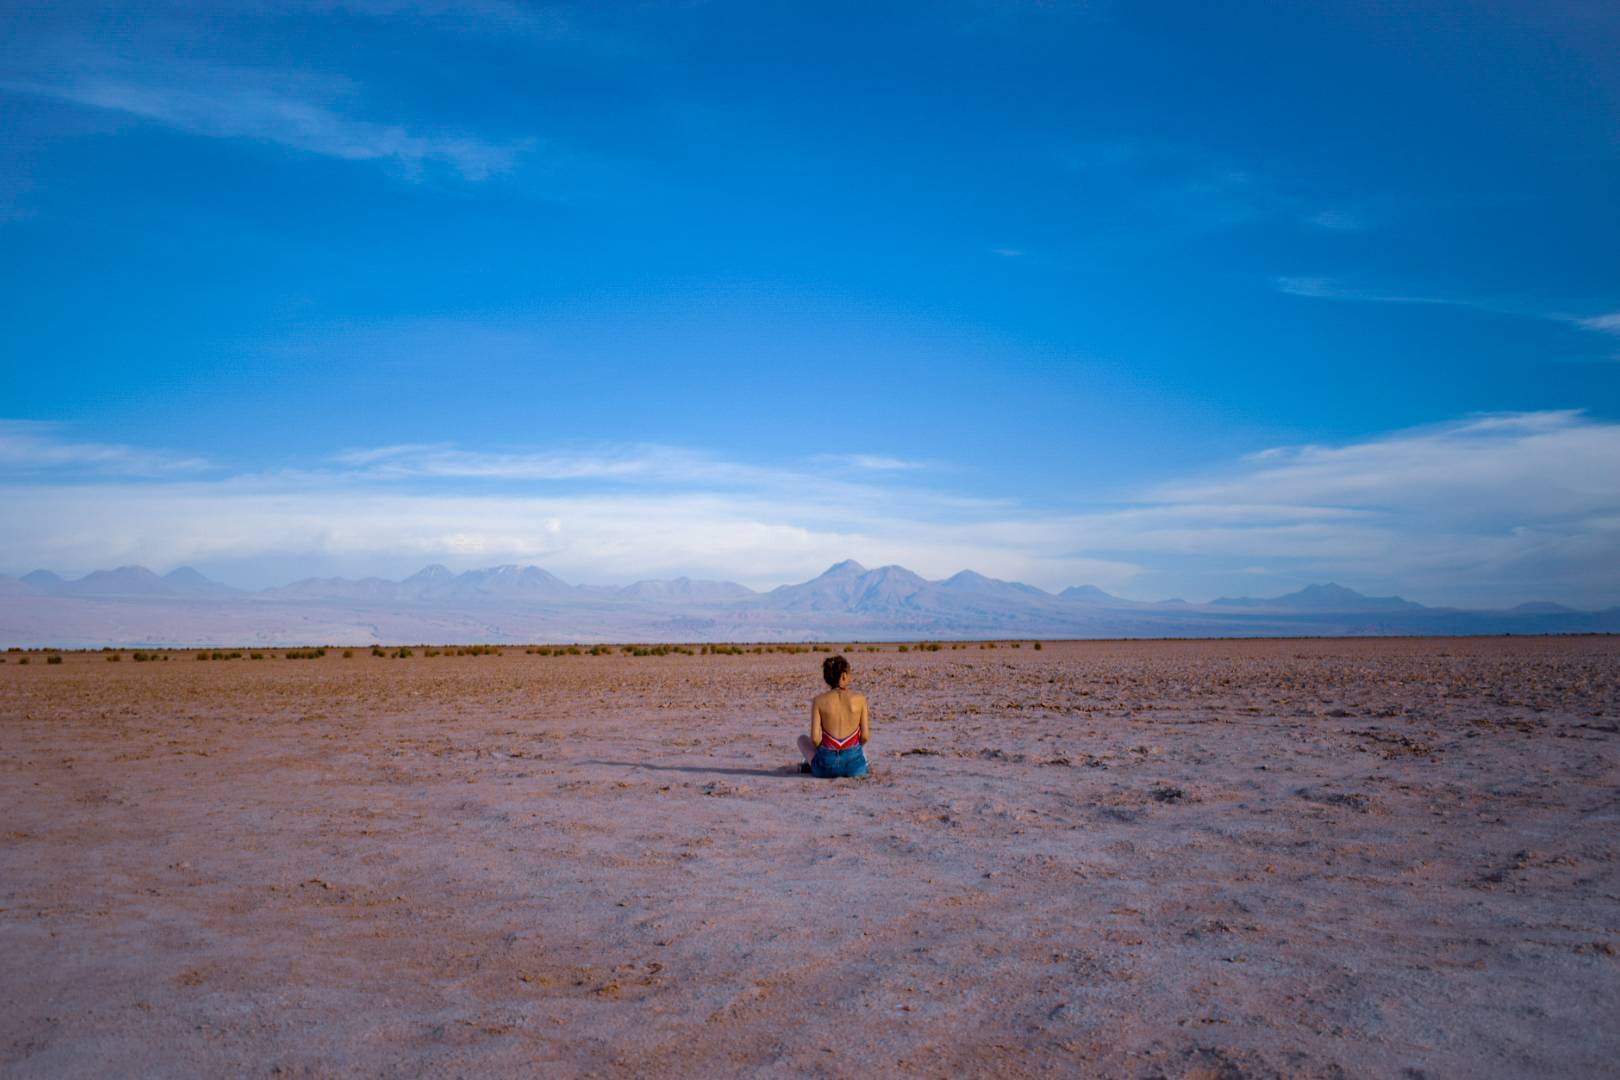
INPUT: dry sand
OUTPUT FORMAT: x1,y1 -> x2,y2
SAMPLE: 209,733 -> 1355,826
2,638 -> 1617,1077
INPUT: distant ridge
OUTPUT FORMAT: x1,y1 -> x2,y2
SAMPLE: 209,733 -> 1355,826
1510,601 -> 1577,615
18,564 -> 241,600
4,560 -> 1616,647
619,577 -> 755,603
1210,582 -> 1422,612
1060,584 -> 1129,605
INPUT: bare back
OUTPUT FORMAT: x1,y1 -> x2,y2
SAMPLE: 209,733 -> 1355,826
811,687 -> 869,747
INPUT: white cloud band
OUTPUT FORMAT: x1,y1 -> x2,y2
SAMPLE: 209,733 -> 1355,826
2,411 -> 1616,606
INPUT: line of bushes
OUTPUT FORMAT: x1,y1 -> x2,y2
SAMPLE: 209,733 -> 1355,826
0,640 -> 1049,663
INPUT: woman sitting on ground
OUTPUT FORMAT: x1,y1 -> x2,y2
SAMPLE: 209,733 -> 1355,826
797,654 -> 870,778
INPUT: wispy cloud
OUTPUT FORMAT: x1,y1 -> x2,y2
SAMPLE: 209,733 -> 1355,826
1277,278 -> 1620,349
333,443 -> 673,481
1305,210 -> 1368,231
1148,410 -> 1617,521
331,442 -> 887,494
333,444 -> 951,502
1273,276 -> 1452,305
5,58 -> 526,180
1061,140 -> 1366,234
0,421 -> 209,476
824,454 -> 928,472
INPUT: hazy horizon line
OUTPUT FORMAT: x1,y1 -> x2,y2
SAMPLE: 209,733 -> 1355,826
6,558 -> 1603,614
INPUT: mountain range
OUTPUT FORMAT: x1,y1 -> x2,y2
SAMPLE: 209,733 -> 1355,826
3,560 -> 1617,648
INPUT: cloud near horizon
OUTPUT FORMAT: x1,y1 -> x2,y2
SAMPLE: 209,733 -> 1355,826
1,412 -> 1617,607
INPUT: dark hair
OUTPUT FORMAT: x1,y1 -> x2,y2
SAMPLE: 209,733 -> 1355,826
822,654 -> 850,688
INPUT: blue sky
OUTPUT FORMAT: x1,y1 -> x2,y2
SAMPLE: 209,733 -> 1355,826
2,1 -> 1617,606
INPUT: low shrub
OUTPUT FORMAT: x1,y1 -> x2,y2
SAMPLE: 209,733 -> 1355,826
371,646 -> 386,657
18,656 -> 29,665
47,654 -> 63,664
1033,641 -> 1043,650
342,649 -> 353,658
106,653 -> 121,662
393,647 -> 412,658
250,652 -> 265,660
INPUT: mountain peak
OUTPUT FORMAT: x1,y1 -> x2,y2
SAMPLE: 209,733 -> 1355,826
820,559 -> 868,577
1283,583 -> 1420,610
405,564 -> 454,581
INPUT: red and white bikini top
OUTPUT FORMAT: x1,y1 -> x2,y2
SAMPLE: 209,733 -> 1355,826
821,726 -> 860,751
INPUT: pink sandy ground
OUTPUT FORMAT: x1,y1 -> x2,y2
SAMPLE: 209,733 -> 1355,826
2,637 -> 1617,1077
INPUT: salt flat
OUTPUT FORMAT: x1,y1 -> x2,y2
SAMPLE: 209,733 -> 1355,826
2,638 -> 1617,1077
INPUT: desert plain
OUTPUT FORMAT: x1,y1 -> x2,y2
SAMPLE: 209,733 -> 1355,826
2,637 -> 1617,1078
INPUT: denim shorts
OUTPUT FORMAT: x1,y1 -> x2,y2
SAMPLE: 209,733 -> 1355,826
811,744 -> 868,779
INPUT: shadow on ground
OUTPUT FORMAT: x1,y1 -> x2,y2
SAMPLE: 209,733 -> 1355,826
579,759 -> 801,778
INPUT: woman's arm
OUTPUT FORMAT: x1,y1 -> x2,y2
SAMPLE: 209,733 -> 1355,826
858,694 -> 870,745
809,698 -> 822,748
